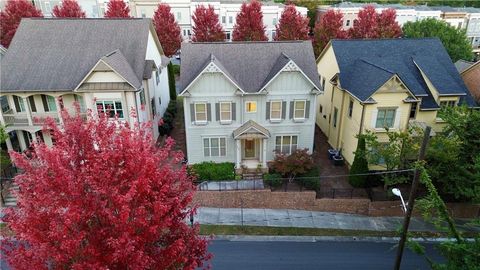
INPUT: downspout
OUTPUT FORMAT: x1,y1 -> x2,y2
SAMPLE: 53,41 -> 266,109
359,103 -> 366,135
327,86 -> 335,140
335,88 -> 346,149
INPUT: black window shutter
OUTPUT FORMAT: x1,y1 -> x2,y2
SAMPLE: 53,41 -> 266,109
305,101 -> 310,118
207,103 -> 212,121
266,102 -> 270,120
282,101 -> 286,119
28,96 -> 37,112
190,104 -> 195,122
13,96 -> 21,112
41,95 -> 49,112
232,103 -> 236,120
289,101 -> 294,119
215,103 -> 220,121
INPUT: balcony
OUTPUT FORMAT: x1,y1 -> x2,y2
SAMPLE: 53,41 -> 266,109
3,114 -> 29,126
32,112 -> 60,125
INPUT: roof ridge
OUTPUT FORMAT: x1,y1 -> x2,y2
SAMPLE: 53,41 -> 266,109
26,18 -> 148,21
188,40 -> 307,45
358,59 -> 395,74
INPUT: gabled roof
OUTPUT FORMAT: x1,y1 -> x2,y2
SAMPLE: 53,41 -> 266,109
1,18 -> 158,92
100,50 -> 142,88
329,38 -> 477,109
233,120 -> 270,139
180,41 -> 321,93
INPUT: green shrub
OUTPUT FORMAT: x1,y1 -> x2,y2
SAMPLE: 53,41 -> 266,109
263,173 -> 283,188
172,64 -> 180,76
167,63 -> 177,100
167,100 -> 177,116
191,162 -> 235,181
349,136 -> 369,188
298,167 -> 320,190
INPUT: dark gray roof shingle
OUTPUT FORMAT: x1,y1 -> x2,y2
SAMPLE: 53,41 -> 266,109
180,41 -> 321,93
1,18 -> 153,91
330,38 -> 475,109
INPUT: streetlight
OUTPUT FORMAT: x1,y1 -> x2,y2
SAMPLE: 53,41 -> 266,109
392,188 -> 407,213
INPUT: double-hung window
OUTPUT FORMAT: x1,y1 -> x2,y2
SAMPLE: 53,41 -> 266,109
203,137 -> 226,157
375,108 -> 396,129
41,95 -> 57,112
275,135 -> 298,155
96,100 -> 124,118
13,96 -> 25,113
439,100 -> 456,108
220,102 -> 232,122
195,103 -> 207,123
294,100 -> 306,120
270,100 -> 282,121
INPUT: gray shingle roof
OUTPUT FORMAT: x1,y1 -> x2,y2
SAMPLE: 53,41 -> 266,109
330,38 -> 477,109
101,49 -> 142,88
180,41 -> 321,93
1,18 -> 153,92
455,60 -> 474,73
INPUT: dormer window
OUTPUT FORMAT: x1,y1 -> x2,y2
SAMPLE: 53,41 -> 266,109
439,100 -> 456,108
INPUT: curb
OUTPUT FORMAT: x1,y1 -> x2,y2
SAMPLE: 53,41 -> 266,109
212,235 -> 457,243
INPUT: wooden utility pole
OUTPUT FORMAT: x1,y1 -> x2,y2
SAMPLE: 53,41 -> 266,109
394,126 -> 431,270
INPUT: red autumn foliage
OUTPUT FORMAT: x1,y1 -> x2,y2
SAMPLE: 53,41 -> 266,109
232,0 -> 268,41
349,5 -> 402,39
377,8 -> 402,38
104,0 -> 131,18
153,3 -> 182,57
313,10 -> 348,57
192,5 -> 225,42
2,107 -> 210,269
52,0 -> 86,18
0,0 -> 43,48
274,4 -> 309,41
271,149 -> 314,179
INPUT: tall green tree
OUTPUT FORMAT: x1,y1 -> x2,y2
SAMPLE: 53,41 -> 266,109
403,18 -> 473,62
349,135 -> 369,188
425,106 -> 480,202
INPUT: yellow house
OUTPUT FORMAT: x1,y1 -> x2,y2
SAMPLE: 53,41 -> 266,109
316,38 -> 479,167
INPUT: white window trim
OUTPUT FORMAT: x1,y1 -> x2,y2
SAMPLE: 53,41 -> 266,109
275,135 -> 298,155
245,101 -> 257,113
96,100 -> 124,119
219,101 -> 232,123
270,100 -> 282,122
293,100 -> 306,120
194,102 -> 208,124
203,137 -> 227,157
374,107 -> 397,130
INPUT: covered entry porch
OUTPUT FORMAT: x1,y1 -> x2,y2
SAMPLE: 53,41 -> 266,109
233,120 -> 270,172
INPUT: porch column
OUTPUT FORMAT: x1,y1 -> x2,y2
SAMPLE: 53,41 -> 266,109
235,139 -> 241,168
23,97 -> 33,126
55,96 -> 64,125
30,131 -> 37,144
5,136 -> 13,152
17,130 -> 27,151
262,138 -> 267,168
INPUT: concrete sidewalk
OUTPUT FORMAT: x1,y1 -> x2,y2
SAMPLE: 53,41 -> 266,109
195,207 -> 480,232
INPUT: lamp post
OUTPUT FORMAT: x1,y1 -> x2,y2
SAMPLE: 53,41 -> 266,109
392,188 -> 407,213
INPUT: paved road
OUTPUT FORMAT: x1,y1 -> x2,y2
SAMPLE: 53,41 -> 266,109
207,240 -> 443,270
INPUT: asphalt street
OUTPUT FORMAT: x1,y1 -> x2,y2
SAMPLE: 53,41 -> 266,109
206,240 -> 444,270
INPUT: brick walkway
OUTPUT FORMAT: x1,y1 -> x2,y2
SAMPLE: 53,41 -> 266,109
167,97 -> 187,154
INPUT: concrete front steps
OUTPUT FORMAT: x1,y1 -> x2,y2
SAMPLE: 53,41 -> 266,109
242,173 -> 264,180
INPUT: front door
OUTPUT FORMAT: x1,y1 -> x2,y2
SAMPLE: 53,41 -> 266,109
244,139 -> 256,159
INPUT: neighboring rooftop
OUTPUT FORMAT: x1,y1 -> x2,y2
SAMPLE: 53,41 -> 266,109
180,41 -> 321,93
455,60 -> 475,73
1,18 -> 157,91
323,2 -> 480,13
329,38 -> 477,109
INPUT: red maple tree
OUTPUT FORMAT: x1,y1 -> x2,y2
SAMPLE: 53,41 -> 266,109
192,5 -> 225,42
377,8 -> 402,38
232,0 -> 268,41
0,0 -> 43,48
275,4 -> 309,41
349,5 -> 402,39
2,108 -> 210,269
313,10 -> 348,57
349,5 -> 378,39
152,3 -> 182,57
52,0 -> 86,18
104,0 -> 131,18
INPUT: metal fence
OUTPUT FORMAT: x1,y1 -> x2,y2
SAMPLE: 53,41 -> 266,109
197,179 -> 264,191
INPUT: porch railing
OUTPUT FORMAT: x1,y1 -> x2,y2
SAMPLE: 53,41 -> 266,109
32,112 -> 60,125
3,114 -> 29,126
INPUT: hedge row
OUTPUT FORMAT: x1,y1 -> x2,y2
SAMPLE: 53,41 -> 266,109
190,162 -> 236,181
159,100 -> 177,136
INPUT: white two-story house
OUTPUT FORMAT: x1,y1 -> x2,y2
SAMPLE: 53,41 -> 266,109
179,41 -> 322,171
0,18 -> 170,152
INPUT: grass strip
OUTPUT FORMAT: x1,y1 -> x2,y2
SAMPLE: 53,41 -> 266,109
200,224 -> 477,238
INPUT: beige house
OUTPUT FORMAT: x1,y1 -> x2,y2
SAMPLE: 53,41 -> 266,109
0,18 -> 170,152
316,38 -> 478,168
